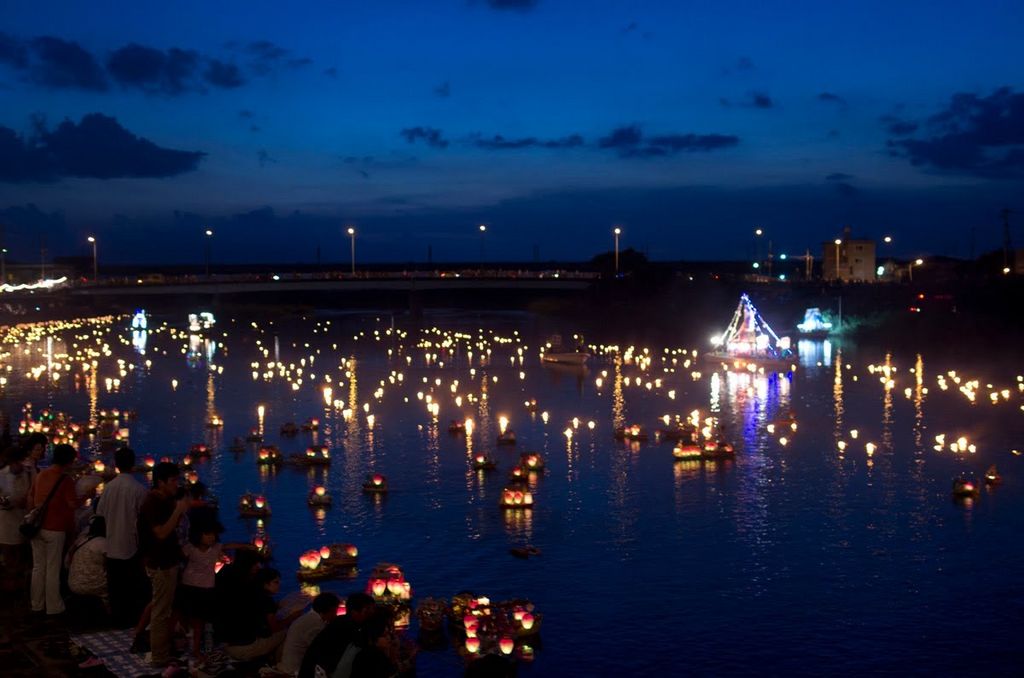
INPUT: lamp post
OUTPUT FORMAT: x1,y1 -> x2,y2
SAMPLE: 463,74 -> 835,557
613,227 -> 622,275
833,238 -> 842,281
909,258 -> 923,282
478,224 -> 486,268
881,235 -> 892,279
87,236 -> 97,281
1,247 -> 6,285
754,228 -> 763,266
347,227 -> 356,275
204,229 -> 213,277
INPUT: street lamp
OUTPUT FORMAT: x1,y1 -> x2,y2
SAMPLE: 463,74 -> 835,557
613,227 -> 622,275
204,229 -> 213,277
1,247 -> 6,285
833,238 -> 842,281
909,258 -> 923,282
478,224 -> 486,268
347,227 -> 356,275
754,228 -> 763,264
87,236 -> 97,281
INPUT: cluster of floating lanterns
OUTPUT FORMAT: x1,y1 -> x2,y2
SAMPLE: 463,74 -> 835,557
238,492 -> 271,518
441,593 -> 541,664
296,543 -> 359,581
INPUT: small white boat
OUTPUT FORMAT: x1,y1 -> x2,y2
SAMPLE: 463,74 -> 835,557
541,351 -> 590,366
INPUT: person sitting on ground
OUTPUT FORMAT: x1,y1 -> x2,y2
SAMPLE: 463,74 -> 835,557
66,514 -> 109,610
333,608 -> 407,678
224,567 -> 303,663
213,547 -> 263,640
271,592 -> 341,676
297,593 -> 376,678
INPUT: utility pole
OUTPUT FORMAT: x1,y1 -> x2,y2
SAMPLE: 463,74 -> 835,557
1002,208 -> 1013,271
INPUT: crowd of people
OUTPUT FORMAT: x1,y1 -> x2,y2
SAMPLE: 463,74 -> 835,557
0,434 -> 417,677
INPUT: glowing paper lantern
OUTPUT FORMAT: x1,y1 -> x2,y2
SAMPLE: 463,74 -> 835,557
499,637 -> 514,655
465,636 -> 480,653
521,612 -> 535,630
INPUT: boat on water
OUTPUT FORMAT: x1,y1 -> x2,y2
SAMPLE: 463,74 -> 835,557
541,351 -> 590,366
796,307 -> 833,339
704,294 -> 796,371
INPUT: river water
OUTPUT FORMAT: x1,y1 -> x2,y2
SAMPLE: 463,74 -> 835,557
2,310 -> 1022,675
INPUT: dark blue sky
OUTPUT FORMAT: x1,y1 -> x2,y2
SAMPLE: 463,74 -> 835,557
1,0 -> 1022,265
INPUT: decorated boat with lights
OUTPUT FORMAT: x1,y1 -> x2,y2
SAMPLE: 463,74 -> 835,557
238,493 -> 271,518
447,419 -> 466,434
363,473 -> 388,493
472,454 -> 497,471
366,563 -> 413,627
451,593 -> 542,662
984,465 -> 1002,485
300,418 -> 320,432
188,443 -> 210,458
614,424 -> 649,442
520,452 -> 544,471
500,487 -> 534,509
952,475 -> 980,498
541,351 -> 590,366
289,446 -> 331,466
796,307 -> 834,338
256,445 -> 283,466
296,543 -> 359,582
658,423 -> 698,443
496,429 -> 517,446
307,485 -> 332,506
705,293 -> 795,371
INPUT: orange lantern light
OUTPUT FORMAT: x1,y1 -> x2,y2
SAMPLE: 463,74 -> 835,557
372,474 -> 384,486
372,579 -> 387,596
521,612 -> 535,630
315,485 -> 327,497
255,496 -> 266,509
499,637 -> 514,655
345,545 -> 358,557
465,636 -> 480,653
320,546 -> 332,559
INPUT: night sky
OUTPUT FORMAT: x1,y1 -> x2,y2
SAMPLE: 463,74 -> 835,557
1,0 -> 1022,265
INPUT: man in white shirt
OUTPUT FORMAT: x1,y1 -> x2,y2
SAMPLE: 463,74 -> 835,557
272,593 -> 341,676
95,447 -> 149,627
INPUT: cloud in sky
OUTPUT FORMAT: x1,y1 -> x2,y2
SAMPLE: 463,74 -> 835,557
818,92 -> 847,107
887,87 -> 1024,178
469,133 -> 584,149
401,126 -> 449,148
29,36 -> 108,91
0,113 -> 204,182
107,44 -> 200,95
598,125 -> 738,157
484,0 -> 538,11
204,59 -> 245,88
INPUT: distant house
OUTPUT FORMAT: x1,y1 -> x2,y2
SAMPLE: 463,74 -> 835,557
822,226 -> 876,282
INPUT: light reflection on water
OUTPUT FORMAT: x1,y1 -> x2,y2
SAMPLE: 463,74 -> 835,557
2,312 -> 1023,675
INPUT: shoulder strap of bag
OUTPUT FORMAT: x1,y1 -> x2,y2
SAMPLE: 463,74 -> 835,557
36,473 -> 68,515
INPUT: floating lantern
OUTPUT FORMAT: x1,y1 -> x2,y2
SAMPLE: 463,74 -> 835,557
320,546 -> 332,559
499,637 -> 514,655
465,636 -> 480,653
372,579 -> 387,596
521,612 -> 535,630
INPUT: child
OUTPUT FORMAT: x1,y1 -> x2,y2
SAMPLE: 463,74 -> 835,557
179,506 -> 246,661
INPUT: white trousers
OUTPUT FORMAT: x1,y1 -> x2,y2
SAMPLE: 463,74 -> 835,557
31,529 -> 66,614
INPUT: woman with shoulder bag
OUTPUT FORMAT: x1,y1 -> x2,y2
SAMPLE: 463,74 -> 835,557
26,444 -> 83,616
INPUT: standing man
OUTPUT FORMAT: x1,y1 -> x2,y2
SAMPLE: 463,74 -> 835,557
138,462 -> 190,666
95,447 -> 149,627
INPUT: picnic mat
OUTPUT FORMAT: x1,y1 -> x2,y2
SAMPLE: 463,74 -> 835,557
69,629 -> 153,677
